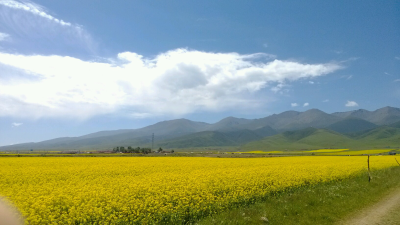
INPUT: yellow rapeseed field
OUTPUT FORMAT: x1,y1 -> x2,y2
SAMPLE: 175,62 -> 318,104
0,156 -> 398,224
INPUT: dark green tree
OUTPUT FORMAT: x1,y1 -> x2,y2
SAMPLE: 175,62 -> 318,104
120,147 -> 125,153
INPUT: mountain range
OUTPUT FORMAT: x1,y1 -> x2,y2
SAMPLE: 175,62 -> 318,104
2,106 -> 400,151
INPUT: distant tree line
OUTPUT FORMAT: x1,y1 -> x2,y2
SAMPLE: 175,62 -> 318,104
112,146 -> 152,154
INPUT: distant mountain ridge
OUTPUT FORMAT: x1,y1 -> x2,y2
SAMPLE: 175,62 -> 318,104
332,106 -> 400,125
1,106 -> 400,150
243,126 -> 400,151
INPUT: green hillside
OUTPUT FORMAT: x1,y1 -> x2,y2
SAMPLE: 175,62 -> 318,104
242,127 -> 400,151
326,117 -> 377,133
158,131 -> 237,148
158,129 -> 264,148
281,127 -> 319,141
354,127 -> 400,148
389,121 -> 400,128
356,126 -> 400,139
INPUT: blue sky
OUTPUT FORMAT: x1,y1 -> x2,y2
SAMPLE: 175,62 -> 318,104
0,0 -> 399,146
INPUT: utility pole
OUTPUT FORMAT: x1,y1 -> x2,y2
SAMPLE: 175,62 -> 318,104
152,133 -> 154,152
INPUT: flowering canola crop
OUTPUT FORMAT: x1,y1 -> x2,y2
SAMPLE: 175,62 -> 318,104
0,156 -> 397,224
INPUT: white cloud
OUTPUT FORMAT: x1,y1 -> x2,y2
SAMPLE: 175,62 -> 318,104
263,43 -> 268,48
340,75 -> 353,80
271,83 -> 286,93
345,100 -> 358,107
0,49 -> 342,119
0,0 -> 70,26
0,0 -> 95,52
394,79 -> 400,82
291,103 -> 298,107
12,122 -> 22,127
303,102 -> 309,107
309,81 -> 314,84
0,32 -> 10,41
322,99 -> 329,102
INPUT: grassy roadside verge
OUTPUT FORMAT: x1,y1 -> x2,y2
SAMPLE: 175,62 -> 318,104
196,166 -> 400,225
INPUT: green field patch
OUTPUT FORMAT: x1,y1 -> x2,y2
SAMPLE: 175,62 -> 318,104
307,149 -> 348,153
233,151 -> 283,154
321,149 -> 394,155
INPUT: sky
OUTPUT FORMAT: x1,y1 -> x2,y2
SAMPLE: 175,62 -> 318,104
0,0 -> 399,146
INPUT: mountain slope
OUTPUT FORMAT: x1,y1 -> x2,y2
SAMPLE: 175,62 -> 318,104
243,110 -> 301,130
281,109 -> 341,130
242,126 -> 400,151
332,106 -> 400,125
206,117 -> 252,131
350,126 -> 400,148
369,107 -> 400,125
389,121 -> 400,129
240,109 -> 340,131
158,131 -> 237,148
253,125 -> 277,137
326,117 -> 378,134
281,127 -> 319,142
356,126 -> 400,140
332,109 -> 371,119
243,128 -> 354,151
158,129 -> 264,148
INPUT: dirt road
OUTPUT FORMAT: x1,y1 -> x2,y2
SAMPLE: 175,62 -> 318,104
339,187 -> 400,225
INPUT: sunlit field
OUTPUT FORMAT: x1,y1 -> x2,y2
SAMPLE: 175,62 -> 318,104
320,149 -> 395,155
308,149 -> 348,153
0,156 -> 398,224
235,151 -> 283,154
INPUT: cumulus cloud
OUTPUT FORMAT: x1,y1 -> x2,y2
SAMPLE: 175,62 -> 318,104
291,103 -> 298,107
345,100 -> 358,107
0,49 -> 342,119
12,122 -> 22,127
309,81 -> 314,84
0,0 -> 95,53
303,102 -> 309,107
